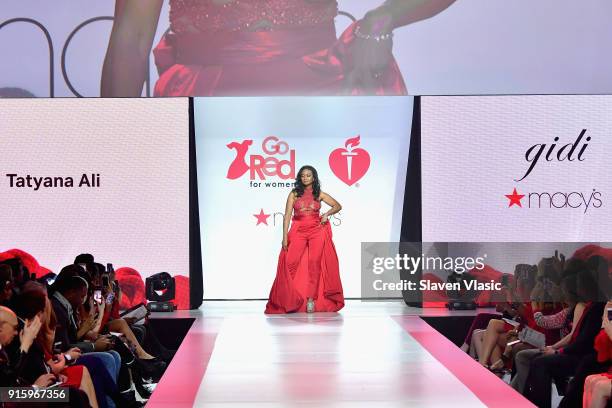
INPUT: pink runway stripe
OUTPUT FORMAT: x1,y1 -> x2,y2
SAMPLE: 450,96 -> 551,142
147,318 -> 222,408
392,316 -> 535,408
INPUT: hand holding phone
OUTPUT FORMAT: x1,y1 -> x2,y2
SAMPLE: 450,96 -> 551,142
93,290 -> 102,304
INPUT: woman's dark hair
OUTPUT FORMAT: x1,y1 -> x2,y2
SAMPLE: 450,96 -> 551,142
576,268 -> 604,302
586,255 -> 611,299
1,258 -> 28,284
294,165 -> 320,199
562,258 -> 588,280
561,274 -> 579,305
0,265 -> 13,291
13,283 -> 47,319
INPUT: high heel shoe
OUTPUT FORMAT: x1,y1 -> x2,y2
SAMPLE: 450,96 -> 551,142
131,366 -> 154,400
135,357 -> 167,383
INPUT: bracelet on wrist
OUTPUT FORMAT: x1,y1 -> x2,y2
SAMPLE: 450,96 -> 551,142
354,25 -> 393,42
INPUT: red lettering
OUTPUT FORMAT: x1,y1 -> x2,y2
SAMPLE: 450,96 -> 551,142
249,155 -> 266,180
277,150 -> 296,180
262,157 -> 278,177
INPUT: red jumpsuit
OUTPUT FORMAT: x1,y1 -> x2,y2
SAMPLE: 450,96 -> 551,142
265,188 -> 344,313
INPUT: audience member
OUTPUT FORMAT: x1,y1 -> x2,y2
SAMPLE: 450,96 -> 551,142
524,267 -> 605,408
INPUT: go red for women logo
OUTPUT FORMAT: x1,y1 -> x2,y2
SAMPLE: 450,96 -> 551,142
226,136 -> 296,180
329,136 -> 371,186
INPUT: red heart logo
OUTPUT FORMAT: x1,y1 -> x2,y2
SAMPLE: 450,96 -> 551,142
329,146 -> 371,186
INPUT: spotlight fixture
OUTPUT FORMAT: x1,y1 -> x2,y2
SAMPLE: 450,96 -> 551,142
145,272 -> 176,312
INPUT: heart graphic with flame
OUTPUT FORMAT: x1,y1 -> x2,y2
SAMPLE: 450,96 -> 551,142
329,136 -> 371,186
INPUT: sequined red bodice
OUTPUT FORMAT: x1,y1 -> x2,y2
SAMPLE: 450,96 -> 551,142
169,0 -> 338,33
293,188 -> 321,216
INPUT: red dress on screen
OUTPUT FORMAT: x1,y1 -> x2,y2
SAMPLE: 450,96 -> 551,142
265,188 -> 344,313
153,0 -> 406,96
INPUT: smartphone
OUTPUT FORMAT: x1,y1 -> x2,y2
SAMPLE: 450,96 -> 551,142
93,290 -> 102,304
107,263 -> 114,274
105,292 -> 115,305
607,307 -> 612,320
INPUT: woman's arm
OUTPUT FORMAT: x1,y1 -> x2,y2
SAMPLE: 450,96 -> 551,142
282,191 -> 296,250
362,0 -> 456,35
76,311 -> 96,340
101,0 -> 164,96
90,302 -> 106,335
550,303 -> 585,349
319,192 -> 342,224
534,307 -> 571,330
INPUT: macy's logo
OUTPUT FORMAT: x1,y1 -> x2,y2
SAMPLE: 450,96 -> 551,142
329,136 -> 371,186
226,137 -> 296,180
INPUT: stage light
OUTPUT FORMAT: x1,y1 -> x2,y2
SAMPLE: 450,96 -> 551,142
145,272 -> 176,312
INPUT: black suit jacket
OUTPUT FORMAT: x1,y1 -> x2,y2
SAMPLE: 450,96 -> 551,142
50,296 -> 94,353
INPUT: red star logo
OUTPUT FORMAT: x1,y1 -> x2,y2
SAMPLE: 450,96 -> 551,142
253,209 -> 271,225
505,188 -> 525,208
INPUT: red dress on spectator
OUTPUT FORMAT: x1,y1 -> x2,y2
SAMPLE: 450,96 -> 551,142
43,349 -> 83,388
153,0 -> 406,96
594,329 -> 612,378
265,188 -> 344,313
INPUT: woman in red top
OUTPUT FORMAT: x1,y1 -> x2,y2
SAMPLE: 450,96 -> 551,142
266,165 -> 343,314
101,0 -> 456,96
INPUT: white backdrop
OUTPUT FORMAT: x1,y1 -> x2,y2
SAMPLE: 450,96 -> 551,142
0,98 -> 189,277
2,0 -> 612,96
194,97 -> 413,299
422,95 -> 612,244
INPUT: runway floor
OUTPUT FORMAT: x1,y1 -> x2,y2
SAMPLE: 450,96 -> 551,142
146,300 -> 534,407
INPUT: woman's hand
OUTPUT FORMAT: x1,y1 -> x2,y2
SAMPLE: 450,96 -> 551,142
344,9 -> 395,94
541,346 -> 556,355
282,236 -> 288,251
19,316 -> 42,352
33,373 -> 56,388
320,214 -> 329,225
66,347 -> 82,361
97,300 -> 106,317
81,312 -> 96,332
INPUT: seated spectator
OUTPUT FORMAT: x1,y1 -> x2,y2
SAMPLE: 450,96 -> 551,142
0,305 -> 53,387
462,265 -> 537,358
512,272 -> 580,393
0,257 -> 31,292
524,268 -> 606,408
583,373 -> 611,408
81,260 -> 167,372
54,264 -> 148,404
48,267 -> 140,407
12,286 -> 99,408
0,265 -> 13,307
559,298 -> 612,407
477,262 -> 546,369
